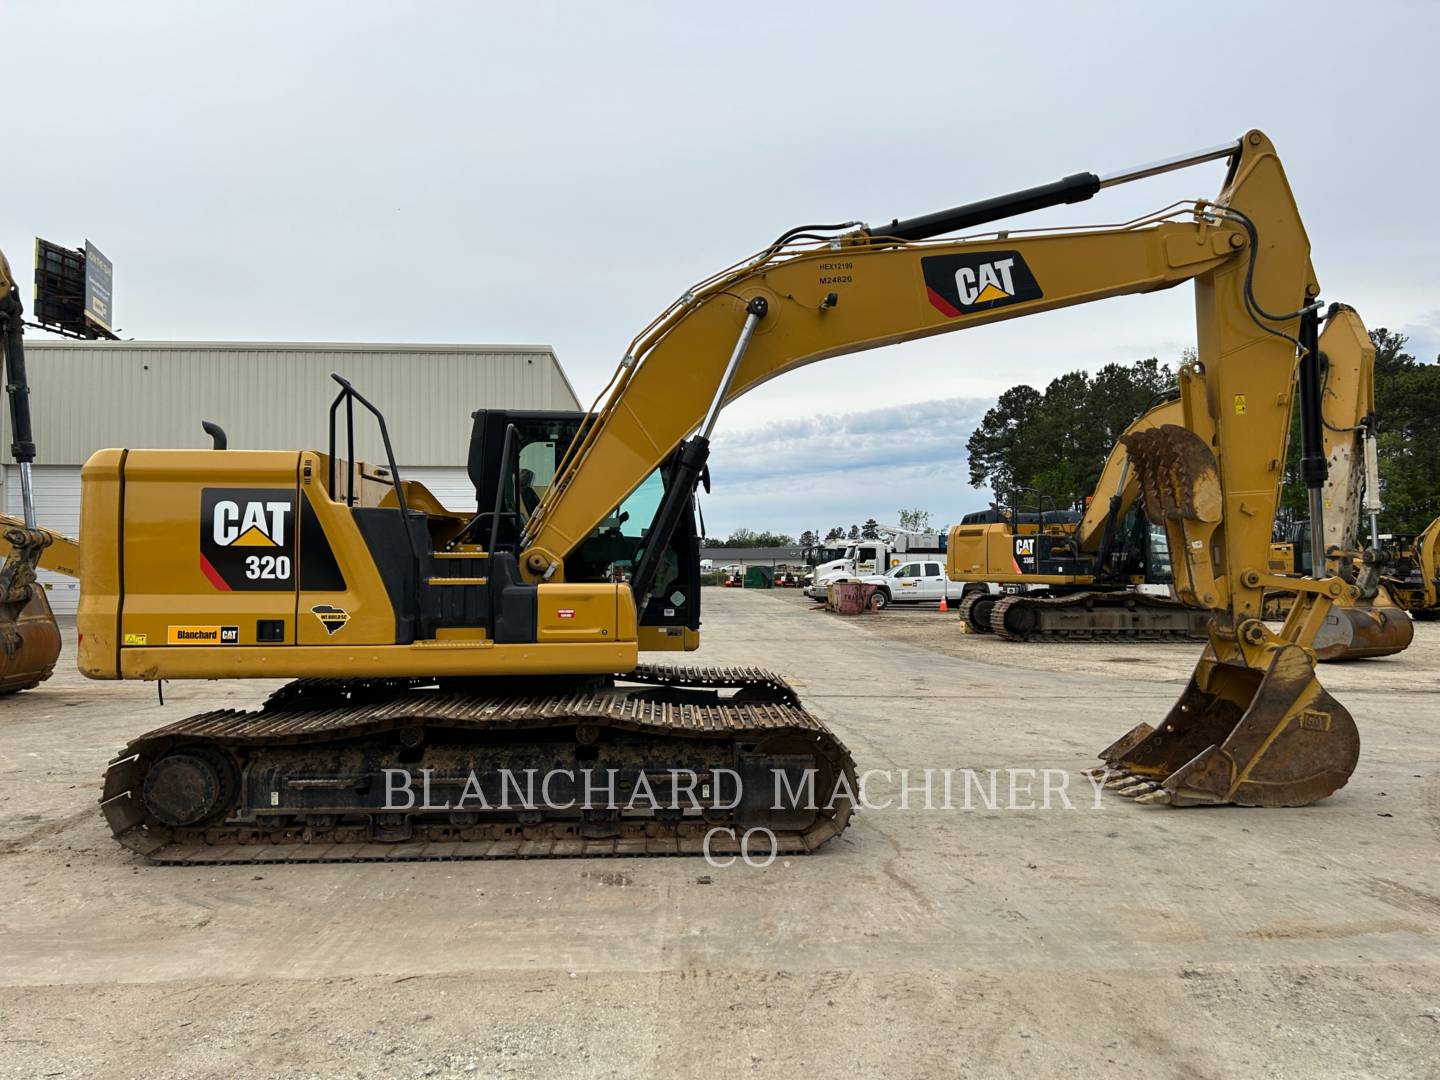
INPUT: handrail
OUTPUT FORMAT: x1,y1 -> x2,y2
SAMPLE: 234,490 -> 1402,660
326,373 -> 421,568
488,422 -> 519,556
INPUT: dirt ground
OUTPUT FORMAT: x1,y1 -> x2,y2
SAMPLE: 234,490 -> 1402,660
2,594 -> 1437,1079
814,587 -> 1440,693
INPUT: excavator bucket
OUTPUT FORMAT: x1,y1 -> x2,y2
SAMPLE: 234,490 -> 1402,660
0,526 -> 62,694
1100,424 -> 1361,807
1309,587 -> 1414,661
1093,634 -> 1359,807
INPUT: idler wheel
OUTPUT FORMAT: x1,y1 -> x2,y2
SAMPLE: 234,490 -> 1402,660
142,747 -> 236,827
966,595 -> 996,633
1002,602 -> 1038,639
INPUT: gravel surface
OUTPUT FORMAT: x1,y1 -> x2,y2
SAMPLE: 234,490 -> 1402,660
2,599 -> 1437,1079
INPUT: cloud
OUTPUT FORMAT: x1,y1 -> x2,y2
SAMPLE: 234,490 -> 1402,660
701,396 -> 996,536
1399,310 -> 1440,364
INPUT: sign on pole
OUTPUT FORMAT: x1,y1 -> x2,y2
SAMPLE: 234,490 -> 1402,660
83,241 -> 114,335
32,237 -> 118,340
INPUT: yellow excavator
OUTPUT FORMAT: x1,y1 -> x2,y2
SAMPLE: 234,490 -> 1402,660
1259,306 -> 1414,658
947,395 -> 1212,642
81,129 -> 1369,862
1384,519 -> 1440,618
0,248 -> 63,693
949,306 -> 1412,661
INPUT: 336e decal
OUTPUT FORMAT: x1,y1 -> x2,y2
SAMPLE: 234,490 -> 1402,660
199,488 -> 296,591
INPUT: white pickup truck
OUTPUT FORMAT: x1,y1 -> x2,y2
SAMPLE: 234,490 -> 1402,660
856,559 -> 987,609
803,531 -> 949,600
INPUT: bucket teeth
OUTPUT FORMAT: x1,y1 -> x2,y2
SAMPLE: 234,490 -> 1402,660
1095,637 -> 1360,809
1116,780 -> 1160,798
1097,723 -> 1156,765
1119,426 -> 1222,525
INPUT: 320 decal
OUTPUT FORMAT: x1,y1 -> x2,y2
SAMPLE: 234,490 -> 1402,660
199,489 -> 296,591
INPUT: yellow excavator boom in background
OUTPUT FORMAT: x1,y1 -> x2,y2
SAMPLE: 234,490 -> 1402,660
1261,305 -> 1413,660
0,248 -> 63,694
0,514 -> 81,578
77,130 -> 1374,863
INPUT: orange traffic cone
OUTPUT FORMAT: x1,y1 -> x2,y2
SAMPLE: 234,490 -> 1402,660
938,595 -> 949,613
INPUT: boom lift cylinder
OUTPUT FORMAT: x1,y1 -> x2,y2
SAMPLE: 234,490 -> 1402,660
1297,306 -> 1329,577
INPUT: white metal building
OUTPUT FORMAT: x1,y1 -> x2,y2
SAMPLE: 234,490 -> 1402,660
1,340 -> 581,613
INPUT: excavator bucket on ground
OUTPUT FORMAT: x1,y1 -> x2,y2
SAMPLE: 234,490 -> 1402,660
0,526 -> 62,694
1310,590 -> 1413,661
1263,586 -> 1414,661
1095,423 -> 1362,807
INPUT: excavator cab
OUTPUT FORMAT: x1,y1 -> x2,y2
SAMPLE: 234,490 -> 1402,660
466,407 -> 702,647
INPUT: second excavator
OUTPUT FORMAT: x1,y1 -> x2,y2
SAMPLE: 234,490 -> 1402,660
947,394 -> 1211,643
81,129 -> 1373,862
1386,519 -> 1440,618
948,305 -> 1413,662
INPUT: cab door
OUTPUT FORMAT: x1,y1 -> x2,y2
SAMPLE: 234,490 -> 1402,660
921,561 -> 946,601
891,561 -> 924,599
855,544 -> 881,575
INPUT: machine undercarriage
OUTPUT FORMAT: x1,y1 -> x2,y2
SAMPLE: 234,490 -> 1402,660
102,664 -> 857,863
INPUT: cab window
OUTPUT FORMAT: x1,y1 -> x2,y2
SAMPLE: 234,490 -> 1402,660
893,563 -> 920,578
514,438 -> 558,522
601,469 -> 664,539
924,562 -> 942,577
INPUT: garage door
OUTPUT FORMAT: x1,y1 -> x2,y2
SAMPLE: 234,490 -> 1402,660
3,465 -> 81,615
402,468 -> 476,515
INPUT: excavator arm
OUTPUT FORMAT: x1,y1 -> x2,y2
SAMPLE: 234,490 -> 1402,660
1074,396 -> 1182,555
1314,306 -> 1377,553
524,130 -> 1363,808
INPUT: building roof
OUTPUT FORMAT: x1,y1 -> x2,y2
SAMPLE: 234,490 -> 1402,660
701,546 -> 805,563
5,339 -> 581,466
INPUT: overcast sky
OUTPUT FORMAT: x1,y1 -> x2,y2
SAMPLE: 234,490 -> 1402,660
7,1 -> 1437,537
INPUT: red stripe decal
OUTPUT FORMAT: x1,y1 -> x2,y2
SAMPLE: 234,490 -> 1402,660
199,553 -> 231,591
926,286 -> 963,318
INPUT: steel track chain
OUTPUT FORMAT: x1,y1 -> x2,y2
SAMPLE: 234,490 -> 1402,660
102,664 -> 851,865
988,590 -> 1210,642
955,591 -> 989,633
